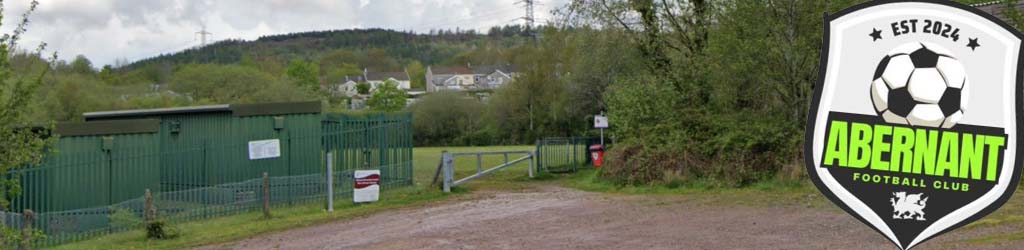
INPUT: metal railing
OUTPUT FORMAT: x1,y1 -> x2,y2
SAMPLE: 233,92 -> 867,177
3,113 -> 414,247
535,137 -> 605,173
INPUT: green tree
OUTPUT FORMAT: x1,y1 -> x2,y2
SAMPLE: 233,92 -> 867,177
70,54 -> 95,75
408,91 -> 487,145
286,59 -> 320,91
0,5 -> 54,246
173,64 -> 314,104
324,63 -> 362,84
356,82 -> 371,95
367,80 -> 407,111
406,60 -> 426,89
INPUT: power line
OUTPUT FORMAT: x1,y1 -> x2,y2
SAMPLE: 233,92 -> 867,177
412,5 -> 522,31
517,0 -> 538,43
195,25 -> 213,47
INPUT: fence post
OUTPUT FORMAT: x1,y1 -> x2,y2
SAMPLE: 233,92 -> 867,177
442,152 -> 452,193
326,152 -> 334,212
262,172 -> 271,218
476,153 -> 482,175
528,152 -> 535,178
144,189 -> 155,223
20,209 -> 34,250
535,139 -> 542,174
572,137 -> 578,172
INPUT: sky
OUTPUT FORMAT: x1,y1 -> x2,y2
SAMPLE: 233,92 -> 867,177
1,0 -> 567,67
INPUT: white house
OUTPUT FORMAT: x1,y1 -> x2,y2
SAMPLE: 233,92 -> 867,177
365,70 -> 412,90
426,64 -> 519,92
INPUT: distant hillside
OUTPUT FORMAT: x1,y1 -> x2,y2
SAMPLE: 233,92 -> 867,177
124,27 -> 532,70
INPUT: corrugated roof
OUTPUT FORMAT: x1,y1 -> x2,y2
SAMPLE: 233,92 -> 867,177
84,105 -> 231,120
83,101 -> 322,120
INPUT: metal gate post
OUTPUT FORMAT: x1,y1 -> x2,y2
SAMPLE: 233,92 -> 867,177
528,152 -> 535,178
326,152 -> 334,212
535,139 -> 542,173
442,151 -> 453,193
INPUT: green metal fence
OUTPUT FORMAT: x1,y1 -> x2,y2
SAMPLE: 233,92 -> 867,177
535,137 -> 606,173
3,112 -> 413,247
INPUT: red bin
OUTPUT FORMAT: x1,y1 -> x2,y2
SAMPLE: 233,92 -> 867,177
589,144 -> 605,168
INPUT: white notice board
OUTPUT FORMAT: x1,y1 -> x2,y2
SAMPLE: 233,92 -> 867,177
248,139 -> 281,160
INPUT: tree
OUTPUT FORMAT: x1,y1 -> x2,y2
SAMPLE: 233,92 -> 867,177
406,61 -> 426,89
172,64 -> 314,104
324,63 -> 362,84
0,1 -> 53,236
70,54 -> 95,75
367,80 -> 407,112
356,82 -> 371,95
408,91 -> 487,145
286,59 -> 320,91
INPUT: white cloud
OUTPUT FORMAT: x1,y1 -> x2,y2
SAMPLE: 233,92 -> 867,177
1,0 -> 567,66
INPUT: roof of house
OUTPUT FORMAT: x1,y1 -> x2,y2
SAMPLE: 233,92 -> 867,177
973,1 -> 1024,22
366,71 -> 410,81
471,65 -> 518,75
430,66 -> 473,75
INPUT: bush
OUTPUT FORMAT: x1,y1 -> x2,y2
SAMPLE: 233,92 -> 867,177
146,220 -> 178,239
108,208 -> 143,229
408,91 -> 486,146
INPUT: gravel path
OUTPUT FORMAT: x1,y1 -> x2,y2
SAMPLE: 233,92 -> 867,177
198,186 -> 1024,250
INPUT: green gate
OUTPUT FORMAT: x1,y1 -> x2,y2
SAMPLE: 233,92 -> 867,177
535,137 -> 604,173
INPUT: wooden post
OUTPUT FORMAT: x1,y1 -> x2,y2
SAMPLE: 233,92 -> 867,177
144,189 -> 155,223
21,209 -> 35,250
263,172 -> 271,218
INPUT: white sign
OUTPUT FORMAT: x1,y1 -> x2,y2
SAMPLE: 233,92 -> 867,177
247,139 -> 281,160
354,170 -> 381,203
594,115 -> 609,128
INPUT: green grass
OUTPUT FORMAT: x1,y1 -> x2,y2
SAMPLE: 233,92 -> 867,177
52,145 -> 539,250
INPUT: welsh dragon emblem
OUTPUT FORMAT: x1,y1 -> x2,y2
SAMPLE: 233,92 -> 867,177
890,192 -> 928,221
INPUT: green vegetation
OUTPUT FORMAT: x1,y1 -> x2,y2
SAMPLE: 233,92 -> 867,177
0,1 -> 56,246
407,92 -> 488,146
367,80 -> 407,112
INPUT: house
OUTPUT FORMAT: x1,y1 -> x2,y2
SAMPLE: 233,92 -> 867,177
472,64 -> 519,90
426,64 -> 519,92
974,1 -> 1024,22
330,75 -> 365,97
426,66 -> 475,92
365,70 -> 412,90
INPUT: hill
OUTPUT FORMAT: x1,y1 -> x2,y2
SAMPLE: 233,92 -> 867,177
124,27 -> 533,71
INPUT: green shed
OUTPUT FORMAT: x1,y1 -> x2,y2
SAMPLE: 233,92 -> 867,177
11,119 -> 162,212
83,102 -> 323,195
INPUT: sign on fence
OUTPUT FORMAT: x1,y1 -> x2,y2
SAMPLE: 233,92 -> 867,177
248,139 -> 281,160
354,170 -> 381,203
805,1 -> 1024,249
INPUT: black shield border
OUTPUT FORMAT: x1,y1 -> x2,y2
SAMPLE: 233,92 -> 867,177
804,0 -> 1024,249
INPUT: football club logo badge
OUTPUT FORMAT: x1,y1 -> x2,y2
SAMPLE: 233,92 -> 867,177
805,1 -> 1024,249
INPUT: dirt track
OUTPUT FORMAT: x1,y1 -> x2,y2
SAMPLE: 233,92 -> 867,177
199,186 -> 1024,250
